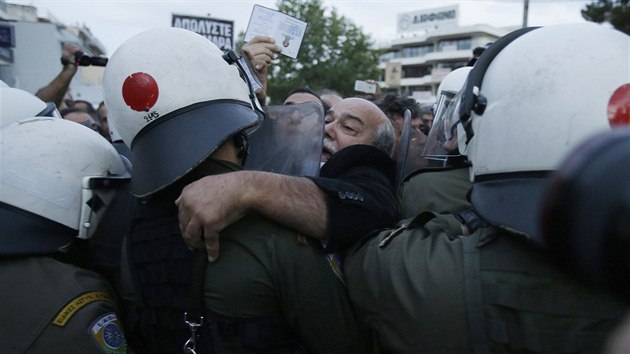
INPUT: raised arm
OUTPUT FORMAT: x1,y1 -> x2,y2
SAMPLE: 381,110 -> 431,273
35,42 -> 82,107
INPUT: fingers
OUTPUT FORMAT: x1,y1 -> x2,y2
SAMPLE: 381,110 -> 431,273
204,229 -> 220,262
243,42 -> 281,59
248,35 -> 276,44
180,218 -> 205,251
176,192 -> 204,251
175,195 -> 189,234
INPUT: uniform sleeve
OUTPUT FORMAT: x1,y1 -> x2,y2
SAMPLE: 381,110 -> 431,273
24,262 -> 129,354
307,144 -> 399,252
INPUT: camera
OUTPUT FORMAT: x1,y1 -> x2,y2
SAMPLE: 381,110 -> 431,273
74,51 -> 108,67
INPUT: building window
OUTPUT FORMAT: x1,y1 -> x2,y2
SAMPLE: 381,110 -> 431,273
438,37 -> 472,52
402,85 -> 432,97
400,44 -> 433,58
436,61 -> 468,70
379,51 -> 397,63
402,65 -> 431,78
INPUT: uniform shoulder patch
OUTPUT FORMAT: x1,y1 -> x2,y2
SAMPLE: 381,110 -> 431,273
89,313 -> 127,354
52,291 -> 113,327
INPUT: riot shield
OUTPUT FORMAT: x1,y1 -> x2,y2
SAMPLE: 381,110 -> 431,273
245,101 -> 324,177
395,109 -> 429,195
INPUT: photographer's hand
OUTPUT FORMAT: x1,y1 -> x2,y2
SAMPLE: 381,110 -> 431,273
62,42 -> 83,66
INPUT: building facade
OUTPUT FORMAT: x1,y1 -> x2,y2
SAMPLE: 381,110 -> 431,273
0,1 -> 107,106
377,5 -> 514,104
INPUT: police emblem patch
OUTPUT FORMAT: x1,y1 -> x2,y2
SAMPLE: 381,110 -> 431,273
89,313 -> 127,354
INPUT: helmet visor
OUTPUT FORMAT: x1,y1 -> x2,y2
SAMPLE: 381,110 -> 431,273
78,168 -> 131,240
37,102 -> 62,119
422,89 -> 463,161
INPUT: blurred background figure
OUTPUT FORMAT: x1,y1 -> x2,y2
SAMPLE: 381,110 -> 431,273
376,93 -> 421,159
466,43 -> 492,66
542,128 -> 630,298
61,106 -> 101,132
317,88 -> 343,109
417,103 -> 434,135
283,85 -> 330,112
539,128 -> 630,354
97,101 -> 111,141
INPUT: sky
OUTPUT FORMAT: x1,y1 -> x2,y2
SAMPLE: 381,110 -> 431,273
10,0 -> 592,55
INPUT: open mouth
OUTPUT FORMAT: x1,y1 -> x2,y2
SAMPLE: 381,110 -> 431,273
321,149 -> 332,162
321,140 -> 336,162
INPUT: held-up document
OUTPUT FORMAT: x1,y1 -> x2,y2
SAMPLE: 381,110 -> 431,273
244,4 -> 308,59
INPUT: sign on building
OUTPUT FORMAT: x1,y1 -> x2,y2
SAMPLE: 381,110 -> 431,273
172,14 -> 234,50
385,62 -> 402,86
0,24 -> 15,48
397,5 -> 458,34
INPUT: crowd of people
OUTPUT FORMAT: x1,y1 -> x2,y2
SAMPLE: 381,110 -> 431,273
0,21 -> 629,354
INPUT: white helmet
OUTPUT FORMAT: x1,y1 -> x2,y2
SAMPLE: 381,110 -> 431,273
0,86 -> 61,127
422,66 -> 472,163
104,27 -> 261,197
453,23 -> 630,241
0,118 -> 130,255
108,118 -> 123,142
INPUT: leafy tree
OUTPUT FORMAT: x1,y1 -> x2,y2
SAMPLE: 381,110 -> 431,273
261,0 -> 381,103
582,0 -> 630,35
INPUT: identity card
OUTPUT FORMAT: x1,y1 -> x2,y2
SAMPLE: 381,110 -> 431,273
244,4 -> 308,59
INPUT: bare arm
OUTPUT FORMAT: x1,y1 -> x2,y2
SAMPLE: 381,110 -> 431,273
35,42 -> 82,107
35,64 -> 77,107
176,170 -> 327,262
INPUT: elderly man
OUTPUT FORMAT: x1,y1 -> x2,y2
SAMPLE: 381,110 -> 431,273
177,97 -> 398,260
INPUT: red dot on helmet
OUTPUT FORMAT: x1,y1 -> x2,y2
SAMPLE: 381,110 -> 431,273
608,83 -> 630,128
122,72 -> 159,112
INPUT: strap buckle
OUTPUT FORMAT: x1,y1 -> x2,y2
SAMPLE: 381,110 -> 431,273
183,312 -> 204,354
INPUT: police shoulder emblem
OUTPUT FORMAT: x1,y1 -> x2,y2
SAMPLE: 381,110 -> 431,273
89,313 -> 127,354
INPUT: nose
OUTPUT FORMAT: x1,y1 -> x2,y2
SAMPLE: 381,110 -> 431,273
324,120 -> 335,140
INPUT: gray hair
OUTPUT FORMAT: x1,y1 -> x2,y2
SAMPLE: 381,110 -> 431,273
372,118 -> 395,157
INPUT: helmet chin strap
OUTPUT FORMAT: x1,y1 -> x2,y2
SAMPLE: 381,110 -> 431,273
222,50 -> 266,124
233,130 -> 249,165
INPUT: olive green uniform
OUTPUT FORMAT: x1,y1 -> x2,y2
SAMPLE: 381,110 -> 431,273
0,256 -> 127,354
400,167 -> 472,218
345,213 -> 626,353
205,213 -> 370,353
121,158 -> 371,353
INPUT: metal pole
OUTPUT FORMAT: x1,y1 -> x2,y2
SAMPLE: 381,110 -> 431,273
523,0 -> 529,28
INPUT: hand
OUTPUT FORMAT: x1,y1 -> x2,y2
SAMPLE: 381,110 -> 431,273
366,79 -> 382,99
241,36 -> 281,104
61,42 -> 83,64
176,173 -> 250,262
242,35 -> 281,72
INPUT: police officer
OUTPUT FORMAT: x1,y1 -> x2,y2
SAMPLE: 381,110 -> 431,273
345,23 -> 630,353
0,118 -> 130,353
0,81 -> 63,121
400,66 -> 473,218
105,27 -> 373,353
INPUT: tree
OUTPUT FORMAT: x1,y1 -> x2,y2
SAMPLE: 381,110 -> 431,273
582,0 -> 630,35
264,0 -> 382,103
